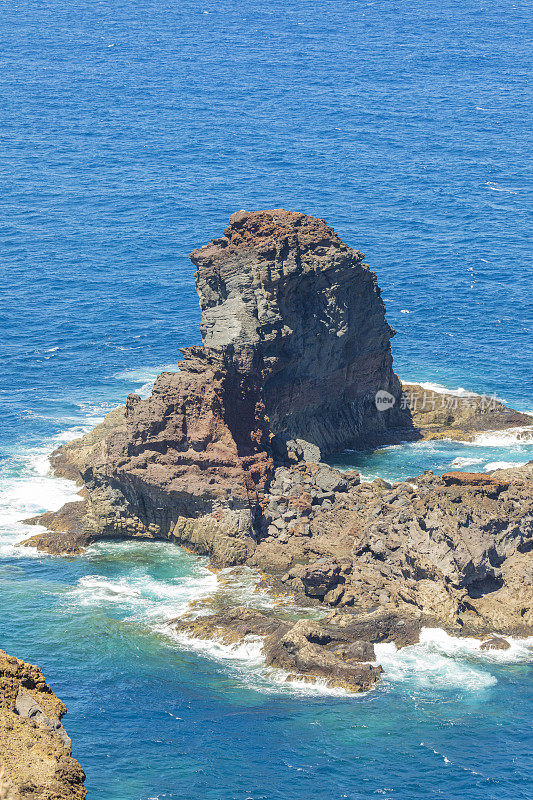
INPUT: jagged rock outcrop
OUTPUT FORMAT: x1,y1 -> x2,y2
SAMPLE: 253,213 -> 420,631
173,607 -> 390,692
0,650 -> 85,800
21,210 -> 533,690
266,463 -> 533,635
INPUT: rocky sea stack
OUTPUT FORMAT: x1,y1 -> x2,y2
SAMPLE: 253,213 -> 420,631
24,210 -> 533,691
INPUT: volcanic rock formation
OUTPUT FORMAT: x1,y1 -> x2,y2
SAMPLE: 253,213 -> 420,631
191,209 -> 407,455
23,209 -> 533,688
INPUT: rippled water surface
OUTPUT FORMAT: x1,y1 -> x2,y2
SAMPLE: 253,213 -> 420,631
0,0 -> 532,798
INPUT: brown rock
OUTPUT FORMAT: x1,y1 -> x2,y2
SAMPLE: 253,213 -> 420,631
25,210 -> 410,558
22,501 -> 90,555
174,607 -> 382,692
0,650 -> 85,800
264,619 -> 382,692
299,560 -> 345,599
480,637 -> 511,651
173,607 -> 288,646
401,382 -> 533,441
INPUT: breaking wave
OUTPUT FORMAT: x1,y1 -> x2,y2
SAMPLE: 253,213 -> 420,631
1,371 -> 531,701
471,427 -> 533,446
375,627 -> 532,692
0,445 -> 81,559
113,364 -> 180,398
165,630 -> 360,697
401,380 -> 481,398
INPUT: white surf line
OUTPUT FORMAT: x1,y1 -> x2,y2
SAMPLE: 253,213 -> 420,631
0,447 -> 82,558
471,427 -> 533,446
375,627 -> 532,692
0,361 -> 184,558
401,380 -> 481,398
113,364 -> 181,398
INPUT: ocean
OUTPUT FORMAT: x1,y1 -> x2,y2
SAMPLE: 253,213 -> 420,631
0,0 -> 531,797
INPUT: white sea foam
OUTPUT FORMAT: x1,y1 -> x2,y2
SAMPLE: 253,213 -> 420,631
169,630 -> 266,665
65,546 -> 218,623
409,381 -> 479,398
450,457 -> 484,468
471,427 -> 533,446
267,670 -> 361,697
485,181 -> 518,195
162,609 -> 530,698
72,398 -> 117,421
52,416 -> 108,443
420,743 -> 451,765
0,363 -> 182,558
375,641 -> 496,691
0,444 -> 81,558
484,460 -> 527,471
167,629 -> 359,697
211,566 -> 277,612
113,365 -> 180,398
375,627 -> 532,692
211,565 -> 317,616
2,368 -> 531,701
71,576 -> 144,605
418,627 -> 533,664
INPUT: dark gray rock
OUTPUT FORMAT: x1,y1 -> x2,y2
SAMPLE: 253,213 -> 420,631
15,688 -> 72,749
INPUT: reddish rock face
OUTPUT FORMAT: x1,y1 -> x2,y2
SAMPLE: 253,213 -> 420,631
105,346 -> 274,511
441,472 -> 508,488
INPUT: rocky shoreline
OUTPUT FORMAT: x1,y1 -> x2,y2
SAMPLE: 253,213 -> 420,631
0,650 -> 86,800
21,210 -> 533,692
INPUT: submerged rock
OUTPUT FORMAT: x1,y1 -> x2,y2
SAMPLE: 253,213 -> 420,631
0,650 -> 86,800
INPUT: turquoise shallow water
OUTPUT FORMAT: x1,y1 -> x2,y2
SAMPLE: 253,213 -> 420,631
1,0 -> 532,797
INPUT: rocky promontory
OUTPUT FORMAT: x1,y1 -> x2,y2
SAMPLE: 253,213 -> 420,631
23,210 -> 533,691
0,650 -> 85,800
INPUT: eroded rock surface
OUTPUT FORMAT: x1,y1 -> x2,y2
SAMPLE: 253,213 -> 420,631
192,209 -> 408,454
0,650 -> 85,800
25,210 -> 410,563
173,607 -> 387,692
267,464 -> 533,635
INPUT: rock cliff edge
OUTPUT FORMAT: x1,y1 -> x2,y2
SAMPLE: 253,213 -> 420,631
0,650 -> 85,800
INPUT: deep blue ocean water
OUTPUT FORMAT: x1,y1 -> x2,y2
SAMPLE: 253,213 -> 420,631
0,0 -> 532,797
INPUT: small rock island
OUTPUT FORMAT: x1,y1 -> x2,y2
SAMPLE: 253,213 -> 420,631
22,209 -> 533,693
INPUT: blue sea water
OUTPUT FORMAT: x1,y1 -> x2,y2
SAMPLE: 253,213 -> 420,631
0,0 -> 532,798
